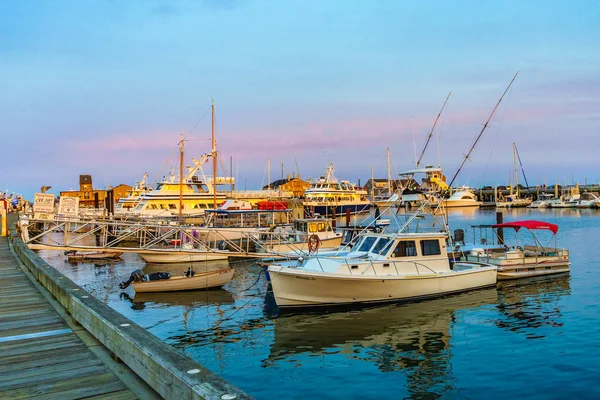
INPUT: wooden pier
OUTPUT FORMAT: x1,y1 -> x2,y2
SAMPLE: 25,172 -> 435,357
2,215 -> 252,400
0,235 -> 154,399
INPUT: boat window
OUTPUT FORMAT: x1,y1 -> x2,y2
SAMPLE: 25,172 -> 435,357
378,239 -> 395,255
317,223 -> 326,232
150,204 -> 158,210
372,238 -> 391,254
159,204 -> 168,210
392,241 -> 417,257
421,240 -> 441,256
357,236 -> 378,252
308,223 -> 317,233
169,204 -> 177,210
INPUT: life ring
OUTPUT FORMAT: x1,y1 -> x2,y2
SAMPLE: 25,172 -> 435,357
307,234 -> 320,254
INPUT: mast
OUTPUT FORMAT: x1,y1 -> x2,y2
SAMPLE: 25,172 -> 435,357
513,142 -> 518,197
267,158 -> 271,190
416,91 -> 451,168
371,165 -> 375,200
448,71 -> 519,188
179,134 -> 184,217
212,100 -> 217,209
387,147 -> 391,196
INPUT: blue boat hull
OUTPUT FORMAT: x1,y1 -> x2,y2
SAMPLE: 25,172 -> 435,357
307,204 -> 371,217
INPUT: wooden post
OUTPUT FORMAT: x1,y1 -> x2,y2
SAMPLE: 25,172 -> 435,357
496,211 -> 504,245
1,201 -> 7,237
345,209 -> 351,227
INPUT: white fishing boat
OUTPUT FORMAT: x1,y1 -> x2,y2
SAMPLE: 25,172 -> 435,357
398,166 -> 448,208
442,187 -> 481,208
303,164 -> 370,217
463,220 -> 570,280
125,268 -> 234,293
258,218 -> 342,255
266,210 -> 497,309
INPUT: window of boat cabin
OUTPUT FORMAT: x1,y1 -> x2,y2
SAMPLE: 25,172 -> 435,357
159,204 -> 168,210
356,236 -> 378,252
421,239 -> 441,256
392,240 -> 417,257
169,204 -> 177,210
372,238 -> 392,254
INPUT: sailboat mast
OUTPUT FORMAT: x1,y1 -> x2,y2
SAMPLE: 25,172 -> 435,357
513,142 -> 518,196
448,71 -> 519,188
179,134 -> 184,217
212,100 -> 217,209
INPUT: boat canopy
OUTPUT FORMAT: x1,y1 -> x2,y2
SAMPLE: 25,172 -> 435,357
492,220 -> 558,234
399,167 -> 444,175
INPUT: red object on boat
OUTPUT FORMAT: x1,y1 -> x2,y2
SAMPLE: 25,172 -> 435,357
257,200 -> 288,210
492,220 -> 559,234
171,239 -> 181,245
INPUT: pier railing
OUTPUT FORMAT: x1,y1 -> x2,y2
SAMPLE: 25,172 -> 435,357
9,224 -> 252,399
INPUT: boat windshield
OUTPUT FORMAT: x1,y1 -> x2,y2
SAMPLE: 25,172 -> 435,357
354,236 -> 378,252
372,238 -> 392,255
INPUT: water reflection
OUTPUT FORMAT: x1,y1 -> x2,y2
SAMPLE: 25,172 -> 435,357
495,275 -> 571,339
130,289 -> 235,307
265,289 -> 498,397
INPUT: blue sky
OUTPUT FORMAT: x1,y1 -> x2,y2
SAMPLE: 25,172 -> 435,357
2,0 -> 599,199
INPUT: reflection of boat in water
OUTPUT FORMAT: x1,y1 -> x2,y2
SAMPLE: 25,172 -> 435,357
133,289 -> 235,306
495,275 -> 571,338
266,287 -> 498,389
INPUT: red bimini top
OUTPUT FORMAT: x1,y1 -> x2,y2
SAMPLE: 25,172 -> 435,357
492,220 -> 559,235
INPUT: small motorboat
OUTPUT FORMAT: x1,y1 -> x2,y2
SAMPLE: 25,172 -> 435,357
65,250 -> 123,262
119,267 -> 234,293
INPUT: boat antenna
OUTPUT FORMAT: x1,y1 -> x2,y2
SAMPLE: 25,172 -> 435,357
448,71 -> 519,188
416,91 -> 452,168
514,143 -> 530,189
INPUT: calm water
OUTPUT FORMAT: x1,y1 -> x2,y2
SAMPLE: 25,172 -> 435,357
38,208 -> 600,399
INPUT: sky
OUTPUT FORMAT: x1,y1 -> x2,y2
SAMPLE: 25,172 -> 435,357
1,0 -> 599,200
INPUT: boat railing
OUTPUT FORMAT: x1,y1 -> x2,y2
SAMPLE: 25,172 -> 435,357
333,259 -> 438,276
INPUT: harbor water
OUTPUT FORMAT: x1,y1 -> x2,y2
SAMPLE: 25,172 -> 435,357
37,208 -> 600,399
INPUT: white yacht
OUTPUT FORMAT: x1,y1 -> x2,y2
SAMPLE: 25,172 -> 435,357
527,193 -> 555,208
442,187 -> 481,208
302,164 -> 370,217
130,155 -> 229,219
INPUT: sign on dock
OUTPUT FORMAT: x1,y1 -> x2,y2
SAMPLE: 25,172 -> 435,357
34,192 -> 55,220
58,196 -> 79,218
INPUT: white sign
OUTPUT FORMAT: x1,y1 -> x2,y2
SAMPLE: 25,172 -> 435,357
34,212 -> 55,221
58,196 -> 79,217
33,193 -> 55,214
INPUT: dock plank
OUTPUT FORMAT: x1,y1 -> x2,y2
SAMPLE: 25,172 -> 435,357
0,235 -> 144,399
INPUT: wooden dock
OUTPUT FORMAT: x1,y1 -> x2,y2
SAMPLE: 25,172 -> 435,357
0,235 -> 157,399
